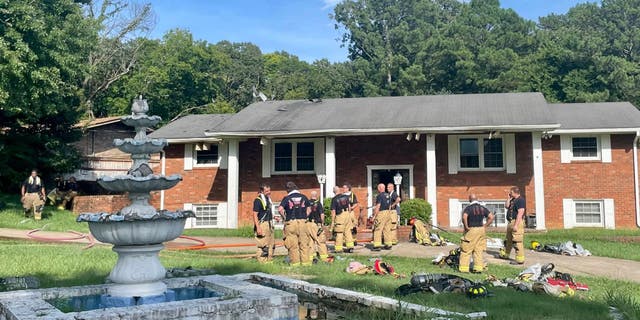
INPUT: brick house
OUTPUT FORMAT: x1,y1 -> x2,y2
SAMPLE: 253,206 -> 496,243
149,92 -> 640,230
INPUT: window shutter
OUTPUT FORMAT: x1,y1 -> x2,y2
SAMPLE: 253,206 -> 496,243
184,144 -> 193,171
183,203 -> 194,228
560,136 -> 571,163
447,135 -> 459,174
504,134 -> 516,174
218,142 -> 228,169
314,139 -> 325,174
601,134 -> 612,163
603,199 -> 615,229
261,141 -> 271,178
562,199 -> 574,228
448,198 -> 461,227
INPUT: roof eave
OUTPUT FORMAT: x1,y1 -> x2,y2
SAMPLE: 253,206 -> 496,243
205,124 -> 561,138
550,128 -> 640,134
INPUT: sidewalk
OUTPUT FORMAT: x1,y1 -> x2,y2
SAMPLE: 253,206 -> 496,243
2,228 -> 639,283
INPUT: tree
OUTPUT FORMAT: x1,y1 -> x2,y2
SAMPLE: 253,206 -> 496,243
81,0 -> 154,119
0,0 -> 96,191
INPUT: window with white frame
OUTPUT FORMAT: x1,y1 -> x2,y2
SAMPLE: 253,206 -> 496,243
571,137 -> 599,160
574,200 -> 603,225
194,143 -> 219,166
193,204 -> 218,227
460,201 -> 507,227
272,140 -> 315,173
459,136 -> 504,170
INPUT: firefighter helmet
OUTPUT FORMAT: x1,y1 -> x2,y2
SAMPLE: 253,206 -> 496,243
466,284 -> 488,298
531,241 -> 542,251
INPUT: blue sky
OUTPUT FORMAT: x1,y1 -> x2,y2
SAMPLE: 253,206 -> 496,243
148,0 -> 598,63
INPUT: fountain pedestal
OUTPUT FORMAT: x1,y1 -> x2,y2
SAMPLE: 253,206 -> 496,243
108,244 -> 167,297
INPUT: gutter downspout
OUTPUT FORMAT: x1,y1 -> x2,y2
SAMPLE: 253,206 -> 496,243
634,131 -> 640,228
160,150 -> 166,210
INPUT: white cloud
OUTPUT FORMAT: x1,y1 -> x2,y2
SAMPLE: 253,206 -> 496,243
322,0 -> 343,10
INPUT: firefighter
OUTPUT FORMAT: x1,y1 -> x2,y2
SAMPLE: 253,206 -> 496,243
342,184 -> 360,243
58,177 -> 79,210
331,186 -> 355,253
500,187 -> 526,264
387,183 -> 401,245
278,182 -> 312,266
307,191 -> 329,262
371,183 -> 393,251
459,194 -> 494,273
21,170 -> 46,220
253,183 -> 274,263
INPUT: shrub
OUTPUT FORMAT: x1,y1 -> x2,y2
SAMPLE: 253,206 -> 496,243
399,198 -> 431,225
323,197 -> 333,225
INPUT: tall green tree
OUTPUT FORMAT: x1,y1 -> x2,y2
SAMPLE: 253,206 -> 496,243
0,0 -> 96,191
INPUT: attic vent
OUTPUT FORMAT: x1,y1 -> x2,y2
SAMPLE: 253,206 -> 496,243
277,106 -> 288,111
308,98 -> 322,103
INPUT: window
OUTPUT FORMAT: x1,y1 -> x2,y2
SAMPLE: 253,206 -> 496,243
194,144 -> 219,166
458,137 -> 504,170
572,137 -> 599,159
193,204 -> 218,227
272,140 -> 315,173
575,201 -> 603,225
460,201 -> 507,227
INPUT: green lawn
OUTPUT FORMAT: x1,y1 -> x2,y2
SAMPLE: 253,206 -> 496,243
0,239 -> 638,319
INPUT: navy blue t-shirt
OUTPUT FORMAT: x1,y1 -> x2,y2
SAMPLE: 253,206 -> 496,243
376,192 -> 391,210
280,192 -> 310,221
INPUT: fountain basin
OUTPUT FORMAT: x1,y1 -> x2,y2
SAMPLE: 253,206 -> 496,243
121,114 -> 161,128
114,138 -> 168,154
87,218 -> 187,246
98,174 -> 181,193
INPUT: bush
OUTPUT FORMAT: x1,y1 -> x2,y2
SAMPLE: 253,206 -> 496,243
323,197 -> 333,225
399,198 -> 431,225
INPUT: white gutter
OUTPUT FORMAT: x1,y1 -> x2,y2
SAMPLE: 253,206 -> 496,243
204,124 -> 561,138
634,131 -> 640,228
551,128 -> 640,134
163,138 -> 222,144
160,150 -> 166,210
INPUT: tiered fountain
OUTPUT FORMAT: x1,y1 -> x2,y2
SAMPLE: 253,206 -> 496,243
77,97 -> 195,305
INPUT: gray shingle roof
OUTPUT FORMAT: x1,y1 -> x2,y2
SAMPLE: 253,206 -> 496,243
549,102 -> 640,131
149,114 -> 231,140
208,92 -> 559,136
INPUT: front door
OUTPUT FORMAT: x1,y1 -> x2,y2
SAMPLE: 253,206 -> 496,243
366,165 -> 414,218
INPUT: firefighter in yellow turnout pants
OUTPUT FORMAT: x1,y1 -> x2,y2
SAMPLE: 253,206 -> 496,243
21,170 -> 46,220
278,182 -> 312,266
331,188 -> 355,253
342,184 -> 360,245
387,183 -> 401,245
306,191 -> 329,262
459,194 -> 494,273
372,183 -> 393,251
500,187 -> 526,264
252,183 -> 275,263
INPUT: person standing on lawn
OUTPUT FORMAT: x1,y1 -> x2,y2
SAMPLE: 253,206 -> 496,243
21,169 -> 46,220
387,183 -> 401,245
307,190 -> 329,262
459,194 -> 494,273
372,183 -> 393,251
500,186 -> 526,264
342,183 -> 360,243
278,182 -> 312,266
253,183 -> 274,263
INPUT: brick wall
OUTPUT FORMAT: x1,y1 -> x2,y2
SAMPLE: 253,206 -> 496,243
435,133 -> 535,227
542,134 -> 638,229
72,192 -> 161,214
162,144 -> 227,210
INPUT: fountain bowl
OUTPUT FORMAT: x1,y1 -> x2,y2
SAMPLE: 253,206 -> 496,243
114,138 -> 168,154
121,115 -> 161,128
98,174 -> 181,193
88,218 -> 187,246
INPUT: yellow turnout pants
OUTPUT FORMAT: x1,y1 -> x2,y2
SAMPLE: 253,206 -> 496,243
503,220 -> 525,263
333,211 -> 354,252
284,219 -> 312,266
389,211 -> 399,244
254,221 -> 275,263
413,220 -> 430,245
373,210 -> 393,247
306,221 -> 329,261
459,227 -> 486,272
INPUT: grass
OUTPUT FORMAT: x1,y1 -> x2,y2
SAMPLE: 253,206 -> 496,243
1,239 -> 639,319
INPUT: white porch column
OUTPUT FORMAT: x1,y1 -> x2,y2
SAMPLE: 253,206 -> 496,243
532,132 -> 546,230
426,134 -> 438,227
325,137 -> 336,196
227,139 -> 239,229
